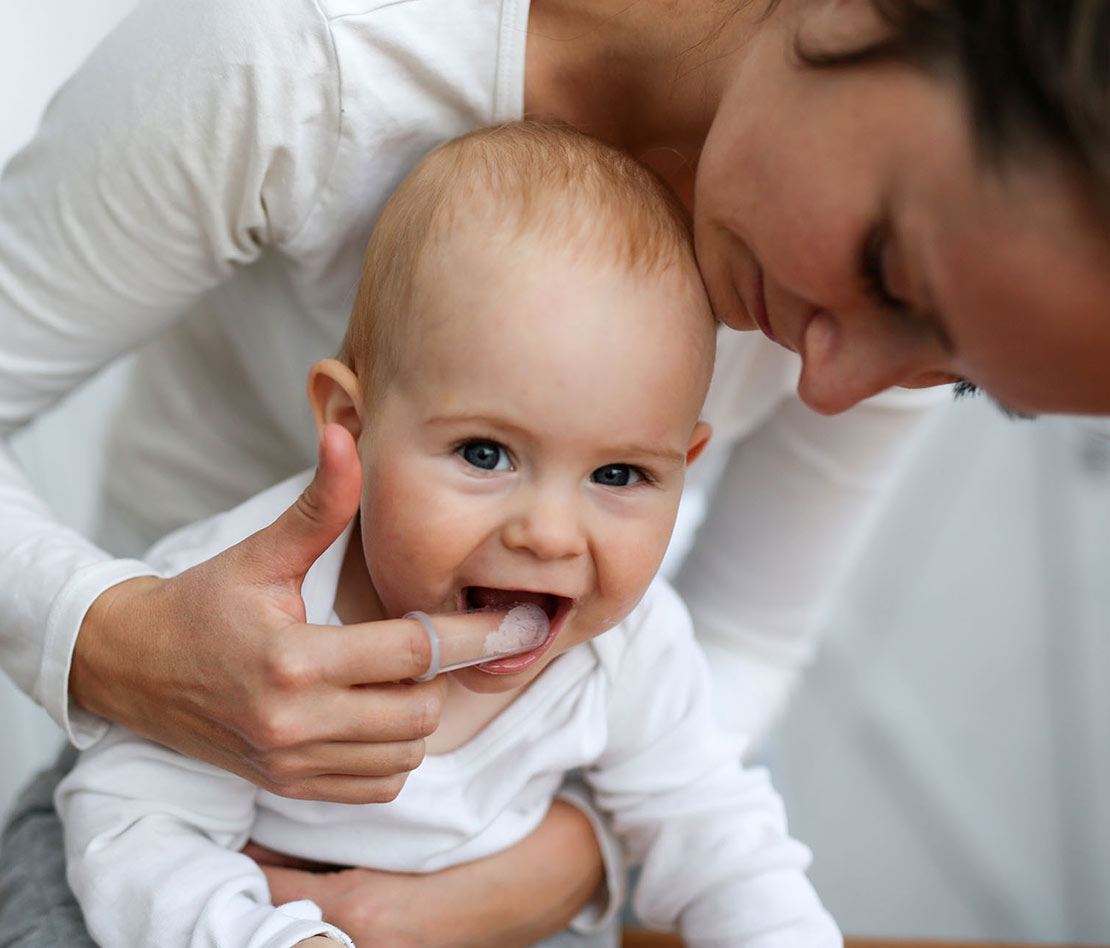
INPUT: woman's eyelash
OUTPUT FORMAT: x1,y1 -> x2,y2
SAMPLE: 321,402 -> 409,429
953,380 -> 981,399
860,225 -> 904,311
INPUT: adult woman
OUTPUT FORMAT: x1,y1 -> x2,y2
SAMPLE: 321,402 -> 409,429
0,0 -> 1106,944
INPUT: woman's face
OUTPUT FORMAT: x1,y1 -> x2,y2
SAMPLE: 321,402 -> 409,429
694,0 -> 1110,416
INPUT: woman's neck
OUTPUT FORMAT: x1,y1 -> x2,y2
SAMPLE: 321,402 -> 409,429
524,0 -> 758,175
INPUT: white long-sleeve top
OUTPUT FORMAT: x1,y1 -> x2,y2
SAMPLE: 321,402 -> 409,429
0,0 -> 941,747
56,472 -> 842,948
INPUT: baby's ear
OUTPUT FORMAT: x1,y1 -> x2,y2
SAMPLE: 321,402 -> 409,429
307,358 -> 364,443
685,421 -> 712,467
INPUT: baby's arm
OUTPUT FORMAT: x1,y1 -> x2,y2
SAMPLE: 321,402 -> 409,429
590,583 -> 842,948
55,727 -> 353,948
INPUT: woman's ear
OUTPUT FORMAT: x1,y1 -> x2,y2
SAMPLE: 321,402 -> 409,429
686,421 -> 712,467
307,358 -> 365,443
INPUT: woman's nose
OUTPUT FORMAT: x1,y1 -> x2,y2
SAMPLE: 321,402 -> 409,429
502,488 -> 587,561
794,309 -> 952,414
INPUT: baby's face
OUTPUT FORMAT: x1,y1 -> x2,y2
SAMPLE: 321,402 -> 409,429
356,227 -> 714,693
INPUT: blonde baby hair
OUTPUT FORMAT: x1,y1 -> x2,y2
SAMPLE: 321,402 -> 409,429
338,121 -> 701,394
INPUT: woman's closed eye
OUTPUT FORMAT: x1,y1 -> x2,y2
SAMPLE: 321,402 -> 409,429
591,464 -> 645,488
860,221 -> 955,354
459,439 -> 512,471
860,223 -> 907,313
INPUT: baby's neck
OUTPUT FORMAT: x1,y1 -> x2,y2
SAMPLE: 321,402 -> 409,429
423,678 -> 522,755
334,519 -> 525,755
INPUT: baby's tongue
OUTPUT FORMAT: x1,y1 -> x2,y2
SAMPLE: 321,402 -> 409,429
468,587 -> 552,614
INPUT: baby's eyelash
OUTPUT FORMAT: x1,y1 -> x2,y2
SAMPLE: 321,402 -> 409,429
592,464 -> 657,488
455,438 -> 513,471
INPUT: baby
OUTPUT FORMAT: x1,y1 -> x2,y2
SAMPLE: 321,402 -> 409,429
56,122 -> 840,948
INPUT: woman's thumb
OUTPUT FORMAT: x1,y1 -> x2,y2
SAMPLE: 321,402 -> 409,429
253,423 -> 362,582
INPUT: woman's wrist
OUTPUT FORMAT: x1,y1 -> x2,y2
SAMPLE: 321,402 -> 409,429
70,574 -> 165,723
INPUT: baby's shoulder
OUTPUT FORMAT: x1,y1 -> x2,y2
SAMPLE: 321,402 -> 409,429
589,578 -> 698,678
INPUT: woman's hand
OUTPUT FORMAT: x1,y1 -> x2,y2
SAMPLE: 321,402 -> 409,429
249,799 -> 606,948
70,424 -> 450,803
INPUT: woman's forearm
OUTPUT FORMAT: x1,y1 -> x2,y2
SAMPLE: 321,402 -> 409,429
259,799 -> 606,948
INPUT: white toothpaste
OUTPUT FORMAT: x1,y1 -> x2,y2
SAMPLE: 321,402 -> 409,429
482,602 -> 549,654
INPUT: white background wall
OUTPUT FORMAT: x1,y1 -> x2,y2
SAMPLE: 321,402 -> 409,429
774,408 -> 1110,942
2,3 -> 1108,943
1,0 -> 138,812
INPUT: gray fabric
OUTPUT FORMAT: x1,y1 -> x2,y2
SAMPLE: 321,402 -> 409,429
0,745 -> 94,948
532,920 -> 619,948
0,747 -> 619,948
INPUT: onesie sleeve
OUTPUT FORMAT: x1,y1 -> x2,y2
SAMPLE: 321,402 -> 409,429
55,727 -> 354,948
673,385 -> 943,747
589,584 -> 842,948
0,0 -> 341,741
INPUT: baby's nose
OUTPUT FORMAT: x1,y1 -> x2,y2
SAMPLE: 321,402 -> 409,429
502,488 -> 587,560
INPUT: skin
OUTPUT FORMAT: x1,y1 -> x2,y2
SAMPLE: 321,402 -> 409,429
691,0 -> 1110,416
69,0 -> 1110,940
311,221 -> 713,733
529,0 -> 1110,416
251,798 -> 604,948
281,216 -> 714,944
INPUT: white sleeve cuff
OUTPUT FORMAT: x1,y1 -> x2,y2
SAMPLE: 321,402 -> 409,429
253,900 -> 355,948
37,557 -> 158,747
555,779 -> 625,933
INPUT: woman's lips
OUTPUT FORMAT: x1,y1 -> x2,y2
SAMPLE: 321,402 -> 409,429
750,269 -> 780,345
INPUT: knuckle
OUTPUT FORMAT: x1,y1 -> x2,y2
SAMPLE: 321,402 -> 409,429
375,773 -> 409,803
246,705 -> 305,753
266,778 -> 314,801
414,693 -> 441,737
251,769 -> 291,796
293,484 -> 329,531
258,752 -> 304,783
406,623 -> 434,674
261,641 -> 319,692
333,896 -> 384,934
398,739 -> 426,773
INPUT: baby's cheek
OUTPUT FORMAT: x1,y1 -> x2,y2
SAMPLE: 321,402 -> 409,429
594,542 -> 665,617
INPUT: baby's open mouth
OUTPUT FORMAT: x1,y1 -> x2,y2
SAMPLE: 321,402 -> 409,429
461,587 -> 570,675
464,586 -> 565,620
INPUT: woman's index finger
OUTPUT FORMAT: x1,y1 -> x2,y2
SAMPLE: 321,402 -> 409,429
311,616 -> 436,685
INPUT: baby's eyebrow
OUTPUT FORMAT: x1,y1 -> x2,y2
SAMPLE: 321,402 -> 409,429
602,443 -> 687,465
424,412 -> 529,435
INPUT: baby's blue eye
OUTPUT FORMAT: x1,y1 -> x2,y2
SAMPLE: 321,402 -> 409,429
460,440 -> 511,471
591,464 -> 642,487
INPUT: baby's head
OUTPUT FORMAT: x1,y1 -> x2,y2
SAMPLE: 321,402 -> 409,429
309,121 -> 716,692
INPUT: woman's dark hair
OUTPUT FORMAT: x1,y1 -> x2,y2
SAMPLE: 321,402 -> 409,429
796,1 -> 1110,213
